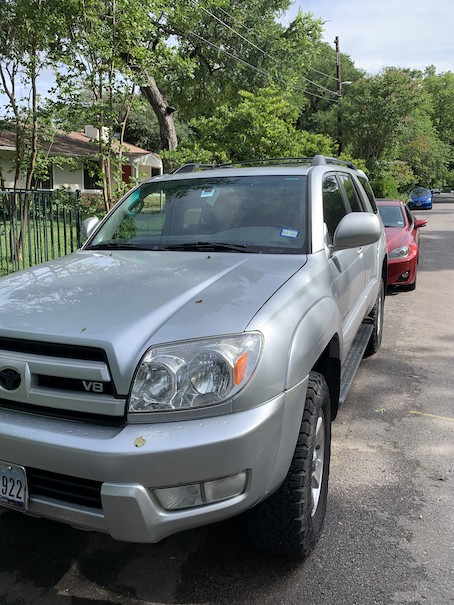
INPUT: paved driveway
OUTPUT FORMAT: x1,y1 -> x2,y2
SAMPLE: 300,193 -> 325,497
0,204 -> 453,605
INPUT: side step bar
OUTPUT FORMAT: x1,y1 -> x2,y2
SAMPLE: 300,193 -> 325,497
339,322 -> 374,405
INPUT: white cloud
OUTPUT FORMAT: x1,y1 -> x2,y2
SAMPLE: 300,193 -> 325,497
287,0 -> 454,73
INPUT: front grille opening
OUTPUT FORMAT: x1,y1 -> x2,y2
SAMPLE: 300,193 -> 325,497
27,468 -> 103,509
0,337 -> 107,362
0,398 -> 126,426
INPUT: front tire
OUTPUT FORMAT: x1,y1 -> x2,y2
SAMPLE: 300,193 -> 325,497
247,372 -> 331,558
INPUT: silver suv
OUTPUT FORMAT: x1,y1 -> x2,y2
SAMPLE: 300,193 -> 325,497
0,156 -> 386,558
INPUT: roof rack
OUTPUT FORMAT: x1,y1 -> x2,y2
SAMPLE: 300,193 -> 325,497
311,155 -> 356,169
172,155 -> 356,173
216,157 -> 314,168
173,163 -> 215,174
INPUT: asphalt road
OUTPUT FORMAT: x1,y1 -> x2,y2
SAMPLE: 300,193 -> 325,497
1,204 -> 453,605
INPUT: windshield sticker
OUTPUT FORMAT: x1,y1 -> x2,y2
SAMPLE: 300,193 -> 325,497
201,188 -> 215,197
280,228 -> 299,239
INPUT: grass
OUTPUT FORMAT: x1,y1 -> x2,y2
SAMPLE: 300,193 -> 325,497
1,218 -> 80,277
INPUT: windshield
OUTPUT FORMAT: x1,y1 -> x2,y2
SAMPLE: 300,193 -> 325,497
411,187 -> 430,196
378,205 -> 405,228
86,175 -> 308,254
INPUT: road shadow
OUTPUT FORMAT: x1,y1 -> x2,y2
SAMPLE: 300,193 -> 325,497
0,511 -> 301,605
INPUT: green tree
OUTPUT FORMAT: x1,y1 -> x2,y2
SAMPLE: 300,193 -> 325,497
0,0 -> 65,189
298,41 -> 364,141
0,0 -> 67,260
53,0 -> 152,209
398,109 -> 451,188
423,69 -> 454,148
162,87 -> 335,170
339,69 -> 422,171
161,4 -> 323,121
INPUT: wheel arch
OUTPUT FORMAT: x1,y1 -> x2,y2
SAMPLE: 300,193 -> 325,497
312,335 -> 341,420
286,298 -> 342,420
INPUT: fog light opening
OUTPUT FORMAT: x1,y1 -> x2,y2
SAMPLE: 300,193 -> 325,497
154,471 -> 247,511
154,483 -> 203,510
203,472 -> 247,504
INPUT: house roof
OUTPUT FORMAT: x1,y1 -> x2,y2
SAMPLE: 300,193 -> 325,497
0,129 -> 162,168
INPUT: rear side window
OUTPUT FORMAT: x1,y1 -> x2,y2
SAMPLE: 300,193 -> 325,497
322,175 -> 348,239
357,176 -> 378,214
338,174 -> 363,212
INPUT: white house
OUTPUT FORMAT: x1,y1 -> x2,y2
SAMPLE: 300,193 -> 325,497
0,126 -> 162,193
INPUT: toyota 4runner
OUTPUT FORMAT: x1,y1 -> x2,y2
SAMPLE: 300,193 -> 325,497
0,156 -> 387,558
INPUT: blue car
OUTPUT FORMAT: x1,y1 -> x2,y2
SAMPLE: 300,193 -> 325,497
409,187 -> 433,210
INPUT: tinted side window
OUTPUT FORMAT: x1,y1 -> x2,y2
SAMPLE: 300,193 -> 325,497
323,175 -> 348,239
339,174 -> 363,212
358,175 -> 378,214
404,205 -> 414,227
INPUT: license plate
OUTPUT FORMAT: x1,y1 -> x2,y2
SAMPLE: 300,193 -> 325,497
0,461 -> 28,511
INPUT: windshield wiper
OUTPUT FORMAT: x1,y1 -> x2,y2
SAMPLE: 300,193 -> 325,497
87,241 -> 167,251
165,241 -> 252,252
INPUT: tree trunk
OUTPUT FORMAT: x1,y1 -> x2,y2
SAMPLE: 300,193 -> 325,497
18,49 -> 40,262
140,75 -> 178,150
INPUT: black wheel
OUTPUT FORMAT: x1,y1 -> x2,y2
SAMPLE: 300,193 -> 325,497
364,278 -> 385,357
247,372 -> 331,558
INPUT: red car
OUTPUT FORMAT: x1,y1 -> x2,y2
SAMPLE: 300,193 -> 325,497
377,199 -> 427,290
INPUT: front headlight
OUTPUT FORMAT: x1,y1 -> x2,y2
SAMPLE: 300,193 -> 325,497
129,333 -> 262,413
389,245 -> 410,259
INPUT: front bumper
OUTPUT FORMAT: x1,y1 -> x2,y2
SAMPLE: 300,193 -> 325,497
408,200 -> 432,209
387,255 -> 417,286
0,380 -> 307,542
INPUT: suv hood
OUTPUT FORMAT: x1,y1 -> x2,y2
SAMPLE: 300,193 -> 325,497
0,250 -> 307,352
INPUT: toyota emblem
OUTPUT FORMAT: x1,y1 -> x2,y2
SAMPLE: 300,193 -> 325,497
0,368 -> 21,391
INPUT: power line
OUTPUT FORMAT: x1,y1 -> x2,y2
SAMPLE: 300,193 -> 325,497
309,67 -> 338,82
186,29 -> 338,103
189,0 -> 267,60
188,0 -> 339,99
216,5 -> 262,42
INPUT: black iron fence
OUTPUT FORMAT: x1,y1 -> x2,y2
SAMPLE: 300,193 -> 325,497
1,189 -> 82,277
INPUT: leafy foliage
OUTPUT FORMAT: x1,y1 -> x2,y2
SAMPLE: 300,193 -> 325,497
340,69 -> 422,168
162,87 -> 335,171
2,1 -> 454,200
159,3 -> 323,120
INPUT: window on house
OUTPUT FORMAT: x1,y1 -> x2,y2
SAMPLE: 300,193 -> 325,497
32,165 -> 53,190
83,162 -> 102,190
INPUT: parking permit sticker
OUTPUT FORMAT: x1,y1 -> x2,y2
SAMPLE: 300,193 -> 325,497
201,189 -> 215,197
280,228 -> 299,238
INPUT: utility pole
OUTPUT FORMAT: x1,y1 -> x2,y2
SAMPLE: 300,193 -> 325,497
335,36 -> 343,155
335,36 -> 342,98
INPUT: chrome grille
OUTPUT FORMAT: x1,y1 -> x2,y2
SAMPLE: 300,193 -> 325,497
0,338 -> 126,419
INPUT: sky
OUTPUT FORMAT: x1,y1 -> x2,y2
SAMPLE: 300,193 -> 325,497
286,0 -> 454,74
